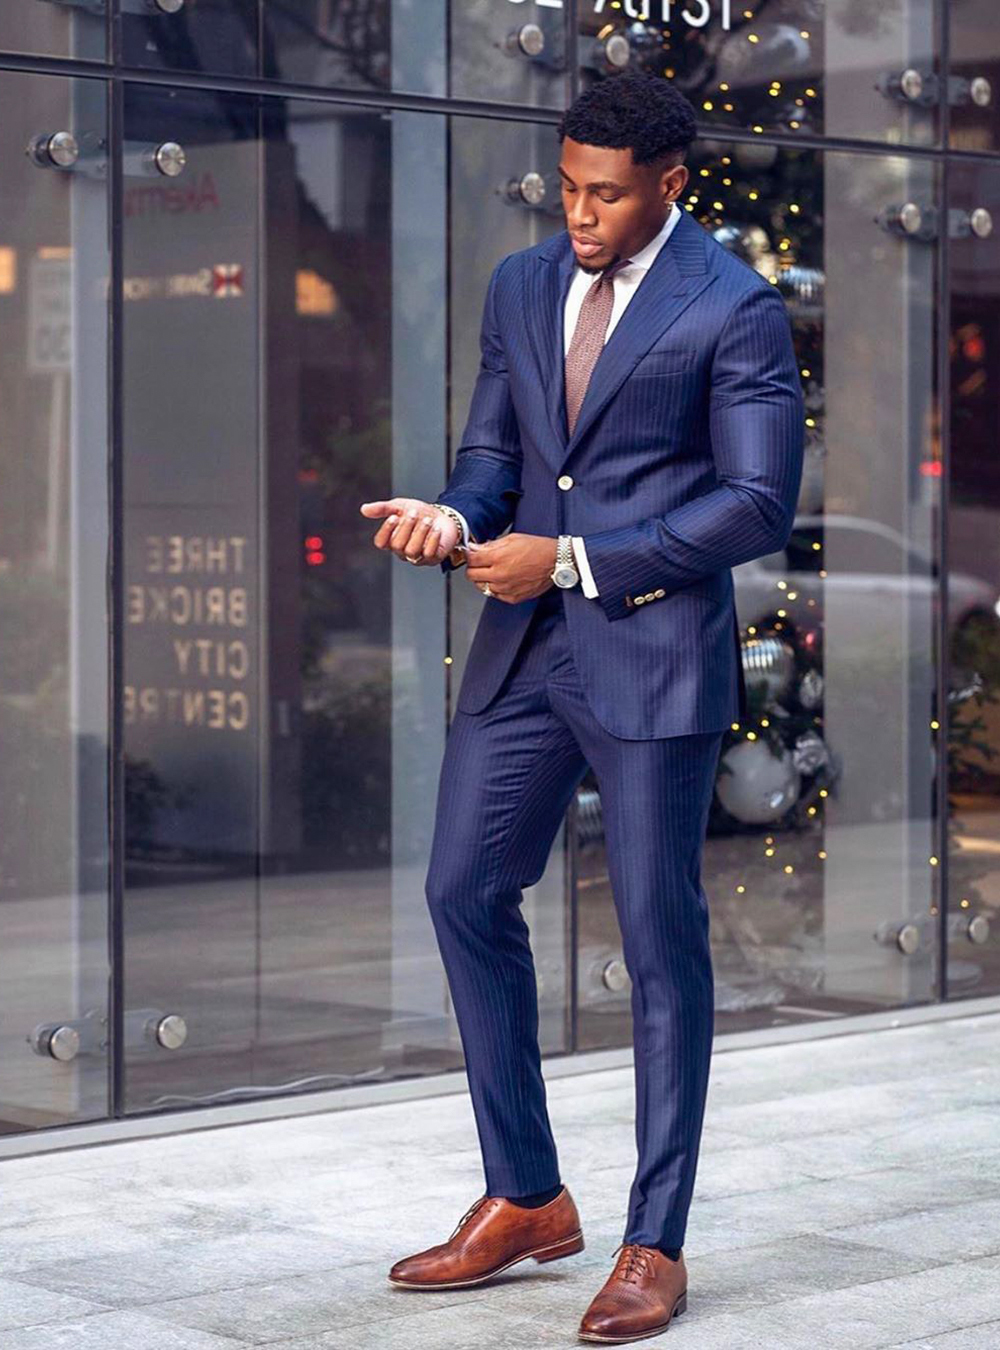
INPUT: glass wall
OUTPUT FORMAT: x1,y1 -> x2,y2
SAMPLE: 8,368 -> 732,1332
576,136 -> 942,1041
945,157 -> 1000,1000
0,69 -> 110,1131
0,0 -> 996,1137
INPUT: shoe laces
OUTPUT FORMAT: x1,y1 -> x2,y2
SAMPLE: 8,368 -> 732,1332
448,1193 -> 492,1242
612,1241 -> 656,1283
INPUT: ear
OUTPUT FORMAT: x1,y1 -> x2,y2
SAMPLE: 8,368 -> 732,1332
663,160 -> 688,200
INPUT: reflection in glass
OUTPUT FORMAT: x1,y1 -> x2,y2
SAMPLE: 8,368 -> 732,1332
0,1 -> 106,62
578,1 -> 941,149
948,2 -> 1000,154
0,71 -> 110,1129
264,0 -> 445,96
121,0 -> 257,77
121,85 -> 461,1112
575,142 -> 940,1047
946,160 -> 1000,998
452,0 -> 568,108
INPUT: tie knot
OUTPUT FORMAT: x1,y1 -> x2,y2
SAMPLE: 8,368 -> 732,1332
602,257 -> 632,281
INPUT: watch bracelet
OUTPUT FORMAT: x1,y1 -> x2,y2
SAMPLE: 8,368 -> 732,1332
434,504 -> 472,565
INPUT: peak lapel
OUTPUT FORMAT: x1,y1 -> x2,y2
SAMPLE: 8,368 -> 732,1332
524,230 -> 578,470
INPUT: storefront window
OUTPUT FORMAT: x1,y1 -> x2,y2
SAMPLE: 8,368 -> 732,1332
0,70 -> 110,1129
576,140 -> 942,1042
1,0 -> 997,1140
119,83 -> 469,1111
946,158 -> 1000,999
578,1 -> 942,149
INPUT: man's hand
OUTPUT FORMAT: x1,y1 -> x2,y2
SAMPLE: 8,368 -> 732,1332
465,534 -> 558,604
359,497 -> 461,565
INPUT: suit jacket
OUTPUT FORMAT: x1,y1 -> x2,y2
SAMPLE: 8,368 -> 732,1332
436,204 -> 805,740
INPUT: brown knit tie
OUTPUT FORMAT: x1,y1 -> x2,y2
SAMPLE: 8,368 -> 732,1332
564,257 -> 632,436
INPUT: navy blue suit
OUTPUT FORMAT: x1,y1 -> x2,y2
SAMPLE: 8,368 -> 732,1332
426,206 -> 804,1249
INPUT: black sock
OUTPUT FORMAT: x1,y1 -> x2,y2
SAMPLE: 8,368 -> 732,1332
655,1245 -> 681,1261
502,1183 -> 563,1208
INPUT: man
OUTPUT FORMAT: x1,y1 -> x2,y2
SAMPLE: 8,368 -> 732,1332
360,71 -> 803,1343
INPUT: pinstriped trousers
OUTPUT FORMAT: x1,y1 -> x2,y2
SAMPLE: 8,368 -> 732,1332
424,583 -> 725,1250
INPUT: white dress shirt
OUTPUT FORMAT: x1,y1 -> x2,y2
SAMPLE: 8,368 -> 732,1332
449,204 -> 682,598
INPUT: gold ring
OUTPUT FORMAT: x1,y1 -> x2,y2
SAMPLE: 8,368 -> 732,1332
482,583 -> 492,597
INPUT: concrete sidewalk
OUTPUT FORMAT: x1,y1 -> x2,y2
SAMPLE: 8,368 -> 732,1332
1,1012 -> 999,1348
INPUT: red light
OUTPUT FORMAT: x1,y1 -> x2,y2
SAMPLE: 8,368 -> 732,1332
305,535 -> 323,549
919,460 -> 942,477
306,550 -> 326,566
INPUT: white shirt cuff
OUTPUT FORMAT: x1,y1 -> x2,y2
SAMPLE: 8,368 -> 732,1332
572,536 -> 599,598
451,509 -> 471,548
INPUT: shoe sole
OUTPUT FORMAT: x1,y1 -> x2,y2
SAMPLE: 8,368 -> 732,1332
387,1229 -> 585,1290
577,1290 -> 687,1342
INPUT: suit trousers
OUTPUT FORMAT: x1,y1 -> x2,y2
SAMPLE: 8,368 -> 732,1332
424,582 -> 725,1250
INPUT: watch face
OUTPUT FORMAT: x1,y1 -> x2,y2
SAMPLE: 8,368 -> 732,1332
553,565 -> 579,588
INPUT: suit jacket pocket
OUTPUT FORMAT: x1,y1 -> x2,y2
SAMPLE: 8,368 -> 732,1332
631,346 -> 696,378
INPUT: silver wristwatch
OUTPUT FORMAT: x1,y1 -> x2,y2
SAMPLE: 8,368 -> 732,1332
550,534 -> 580,589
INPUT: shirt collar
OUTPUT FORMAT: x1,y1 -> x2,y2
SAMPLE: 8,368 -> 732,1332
622,204 -> 682,272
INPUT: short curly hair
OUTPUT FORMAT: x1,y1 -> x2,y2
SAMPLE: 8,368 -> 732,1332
557,72 -> 697,167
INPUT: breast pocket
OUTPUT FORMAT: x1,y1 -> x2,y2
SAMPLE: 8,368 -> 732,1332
630,346 -> 696,378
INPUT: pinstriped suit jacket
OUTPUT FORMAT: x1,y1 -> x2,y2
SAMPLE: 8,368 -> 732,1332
436,204 -> 805,740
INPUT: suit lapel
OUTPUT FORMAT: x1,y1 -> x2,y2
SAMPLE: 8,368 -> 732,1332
525,231 -> 577,468
525,206 -> 717,475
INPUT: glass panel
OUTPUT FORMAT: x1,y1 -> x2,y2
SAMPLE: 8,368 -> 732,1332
121,85 -> 457,1111
0,70 -> 110,1130
946,159 -> 1000,999
120,0 -> 257,78
574,144 -> 940,1046
448,115 -> 571,1054
263,0 -> 446,97
947,3 -> 1000,155
0,0 -> 105,60
577,1 -> 941,149
121,83 -> 261,1111
452,0 -> 569,108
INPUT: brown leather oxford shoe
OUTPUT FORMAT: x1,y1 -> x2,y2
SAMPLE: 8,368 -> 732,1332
577,1242 -> 687,1343
387,1185 -> 584,1290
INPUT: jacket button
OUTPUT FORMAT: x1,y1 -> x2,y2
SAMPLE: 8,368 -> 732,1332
557,474 -> 574,490
644,592 -> 655,601
634,595 -> 645,605
654,588 -> 665,598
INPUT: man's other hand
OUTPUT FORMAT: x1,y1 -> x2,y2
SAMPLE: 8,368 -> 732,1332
359,498 -> 461,565
465,534 -> 559,604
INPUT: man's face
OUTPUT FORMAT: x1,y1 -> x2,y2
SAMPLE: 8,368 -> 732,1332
558,136 -> 688,274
